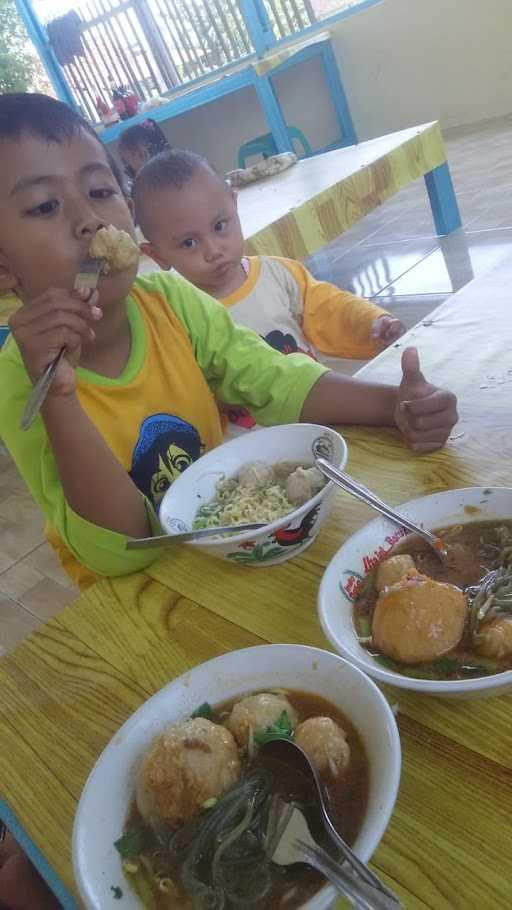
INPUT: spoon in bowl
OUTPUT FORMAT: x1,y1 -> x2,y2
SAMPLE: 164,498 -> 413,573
259,739 -> 402,908
315,458 -> 447,564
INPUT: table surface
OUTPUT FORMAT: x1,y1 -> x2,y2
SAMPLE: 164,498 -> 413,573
241,122 -> 447,259
2,253 -> 512,910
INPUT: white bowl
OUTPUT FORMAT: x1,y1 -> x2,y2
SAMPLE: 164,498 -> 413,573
159,424 -> 347,566
319,486 -> 512,699
72,644 -> 401,910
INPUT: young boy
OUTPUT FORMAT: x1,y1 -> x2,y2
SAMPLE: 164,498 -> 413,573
133,150 -> 406,429
0,93 -> 457,594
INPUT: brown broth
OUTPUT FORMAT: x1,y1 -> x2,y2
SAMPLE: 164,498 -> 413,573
119,690 -> 368,909
353,519 -> 512,680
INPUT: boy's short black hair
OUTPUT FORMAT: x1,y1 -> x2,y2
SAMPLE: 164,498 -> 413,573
0,92 -> 95,143
132,149 -> 218,234
0,93 -> 127,195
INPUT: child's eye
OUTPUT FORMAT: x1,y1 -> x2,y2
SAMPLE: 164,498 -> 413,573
181,238 -> 197,250
214,220 -> 228,233
90,188 -> 118,200
26,199 -> 59,217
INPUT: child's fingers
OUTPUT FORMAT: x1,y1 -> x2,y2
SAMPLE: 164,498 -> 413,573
402,389 -> 458,419
405,409 -> 456,432
35,327 -> 84,358
29,310 -> 98,341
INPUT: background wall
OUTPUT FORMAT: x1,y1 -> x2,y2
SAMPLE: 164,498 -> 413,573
114,0 -> 512,174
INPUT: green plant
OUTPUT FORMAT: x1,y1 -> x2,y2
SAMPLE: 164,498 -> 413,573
0,0 -> 48,93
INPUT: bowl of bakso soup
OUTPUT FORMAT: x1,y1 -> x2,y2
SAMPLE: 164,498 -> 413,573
72,644 -> 401,910
159,424 -> 347,565
319,486 -> 512,698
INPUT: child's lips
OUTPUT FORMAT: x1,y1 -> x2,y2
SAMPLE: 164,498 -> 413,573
213,261 -> 232,276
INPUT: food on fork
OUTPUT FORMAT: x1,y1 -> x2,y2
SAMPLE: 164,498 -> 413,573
89,224 -> 139,272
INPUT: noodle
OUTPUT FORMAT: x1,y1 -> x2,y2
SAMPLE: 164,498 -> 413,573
192,462 -> 324,530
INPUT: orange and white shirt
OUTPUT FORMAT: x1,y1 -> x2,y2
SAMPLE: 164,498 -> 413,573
221,257 -> 387,359
218,256 -> 387,429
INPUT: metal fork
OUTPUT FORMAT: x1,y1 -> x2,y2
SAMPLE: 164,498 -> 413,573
270,800 -> 402,910
20,259 -> 104,431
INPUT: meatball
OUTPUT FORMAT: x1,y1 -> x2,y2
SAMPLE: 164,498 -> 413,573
372,574 -> 467,664
375,554 -> 417,592
136,718 -> 240,829
285,466 -> 324,506
238,461 -> 274,489
295,717 -> 350,777
475,616 -> 512,659
226,692 -> 298,747
89,225 -> 139,272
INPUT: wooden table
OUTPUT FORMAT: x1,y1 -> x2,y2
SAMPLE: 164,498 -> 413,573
240,121 -> 461,259
2,254 -> 512,909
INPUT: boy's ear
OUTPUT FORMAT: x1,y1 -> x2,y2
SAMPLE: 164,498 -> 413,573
0,253 -> 20,294
139,241 -> 171,270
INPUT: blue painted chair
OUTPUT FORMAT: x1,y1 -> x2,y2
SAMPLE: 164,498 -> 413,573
238,127 -> 313,168
0,326 -> 9,347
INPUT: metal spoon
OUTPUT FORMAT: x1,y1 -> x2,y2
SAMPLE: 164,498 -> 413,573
315,457 -> 447,563
126,521 -> 266,549
259,738 -> 402,907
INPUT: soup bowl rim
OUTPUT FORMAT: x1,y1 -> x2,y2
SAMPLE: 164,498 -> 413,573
318,485 -> 512,695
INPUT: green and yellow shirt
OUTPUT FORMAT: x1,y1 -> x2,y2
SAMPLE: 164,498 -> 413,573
0,272 -> 326,588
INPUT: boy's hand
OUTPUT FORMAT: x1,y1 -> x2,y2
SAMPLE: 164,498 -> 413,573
9,288 -> 102,398
395,347 -> 458,453
371,314 -> 405,350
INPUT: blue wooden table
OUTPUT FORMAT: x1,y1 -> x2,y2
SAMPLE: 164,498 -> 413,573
98,32 -> 357,156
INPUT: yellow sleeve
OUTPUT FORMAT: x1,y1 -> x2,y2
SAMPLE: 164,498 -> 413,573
278,258 -> 389,359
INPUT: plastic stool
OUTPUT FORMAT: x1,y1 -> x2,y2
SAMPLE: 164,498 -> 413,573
0,326 -> 9,347
238,127 -> 312,168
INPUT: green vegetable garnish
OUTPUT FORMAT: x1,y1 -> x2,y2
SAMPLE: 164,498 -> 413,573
114,829 -> 147,859
110,885 -> 123,899
191,702 -> 213,720
254,710 -> 293,745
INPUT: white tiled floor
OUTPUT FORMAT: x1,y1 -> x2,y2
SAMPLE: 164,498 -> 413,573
2,112 -> 512,654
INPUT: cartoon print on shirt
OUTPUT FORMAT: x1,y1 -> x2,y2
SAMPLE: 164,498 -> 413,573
264,329 -> 315,359
130,413 -> 204,506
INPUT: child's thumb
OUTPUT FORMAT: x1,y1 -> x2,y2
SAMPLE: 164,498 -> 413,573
401,346 -> 426,384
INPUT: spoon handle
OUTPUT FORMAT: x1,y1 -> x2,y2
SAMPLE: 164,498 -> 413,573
297,839 -> 403,910
315,458 -> 443,555
319,806 -> 400,902
126,521 -> 266,549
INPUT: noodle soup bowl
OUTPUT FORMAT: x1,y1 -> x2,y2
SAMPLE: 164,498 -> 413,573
73,644 -> 401,910
159,423 -> 347,566
319,486 -> 512,699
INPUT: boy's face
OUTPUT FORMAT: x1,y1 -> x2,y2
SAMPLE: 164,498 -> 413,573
141,168 -> 245,296
0,129 -> 137,307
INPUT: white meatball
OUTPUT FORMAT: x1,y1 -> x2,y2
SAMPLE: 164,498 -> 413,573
285,466 -> 324,506
294,717 -> 350,777
372,574 -> 467,664
237,461 -> 274,489
89,225 -> 139,272
136,718 -> 240,829
475,616 -> 512,659
375,554 -> 417,592
226,692 -> 298,747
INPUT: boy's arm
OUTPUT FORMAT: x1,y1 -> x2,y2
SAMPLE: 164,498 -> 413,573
0,341 -> 164,580
280,258 -> 391,358
162,275 -> 457,452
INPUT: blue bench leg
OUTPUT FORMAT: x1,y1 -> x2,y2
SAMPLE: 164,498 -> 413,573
253,75 -> 293,154
320,42 -> 357,147
424,161 -> 462,235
